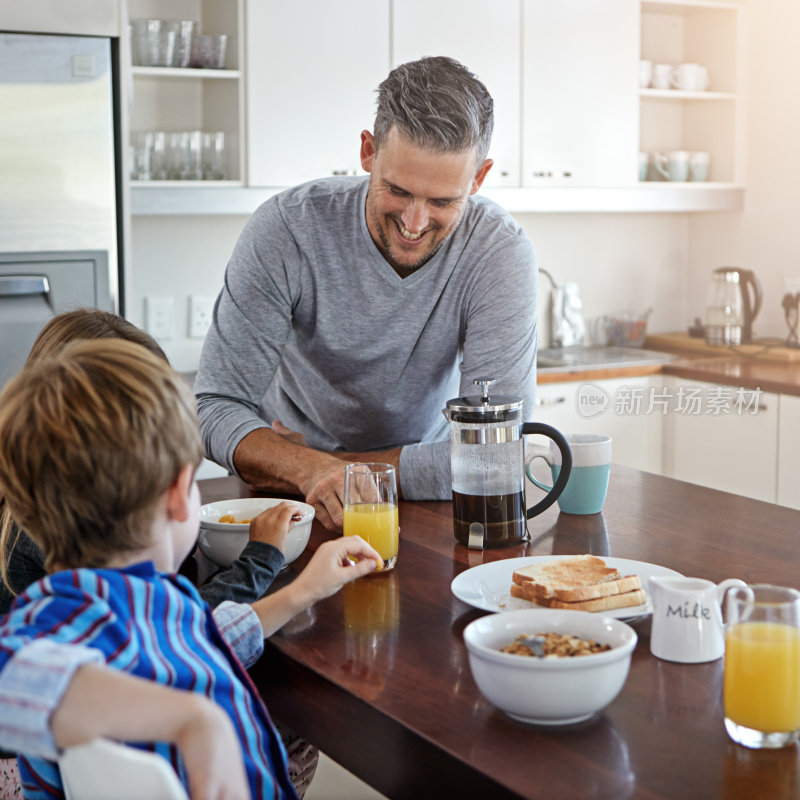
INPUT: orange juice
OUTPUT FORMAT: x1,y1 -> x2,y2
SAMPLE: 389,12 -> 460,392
724,621 -> 800,732
343,502 -> 399,562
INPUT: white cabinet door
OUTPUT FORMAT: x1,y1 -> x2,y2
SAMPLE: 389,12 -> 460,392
661,377 -> 778,503
245,0 -> 389,186
522,0 -> 640,187
529,376 -> 663,474
392,0 -> 521,187
778,394 -> 800,510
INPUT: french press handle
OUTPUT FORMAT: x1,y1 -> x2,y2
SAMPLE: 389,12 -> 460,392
522,423 -> 573,519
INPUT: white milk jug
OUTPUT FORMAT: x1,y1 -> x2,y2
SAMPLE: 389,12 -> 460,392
649,575 -> 747,663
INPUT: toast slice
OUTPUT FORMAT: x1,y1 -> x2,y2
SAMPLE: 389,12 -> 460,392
510,583 -> 646,612
512,555 -> 624,600
529,588 -> 647,613
512,572 -> 643,603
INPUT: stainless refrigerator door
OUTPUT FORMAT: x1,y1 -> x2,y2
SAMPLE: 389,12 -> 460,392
0,32 -> 118,296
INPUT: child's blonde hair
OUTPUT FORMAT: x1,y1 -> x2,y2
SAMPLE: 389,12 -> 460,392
0,339 -> 203,572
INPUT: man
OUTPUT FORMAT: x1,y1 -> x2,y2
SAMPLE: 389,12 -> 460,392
195,56 -> 538,530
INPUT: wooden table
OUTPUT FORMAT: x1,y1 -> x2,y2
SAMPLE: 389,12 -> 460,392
199,467 -> 800,799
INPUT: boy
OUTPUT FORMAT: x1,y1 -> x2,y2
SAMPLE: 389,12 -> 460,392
0,339 -> 381,799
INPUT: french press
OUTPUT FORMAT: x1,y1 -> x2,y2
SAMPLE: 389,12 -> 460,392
443,379 -> 573,549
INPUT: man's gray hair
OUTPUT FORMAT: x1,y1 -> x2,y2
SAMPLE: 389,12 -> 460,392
373,56 -> 494,170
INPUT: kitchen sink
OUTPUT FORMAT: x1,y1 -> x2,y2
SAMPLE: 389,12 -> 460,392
537,345 -> 675,371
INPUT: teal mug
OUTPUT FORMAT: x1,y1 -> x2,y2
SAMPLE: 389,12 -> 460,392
526,433 -> 612,515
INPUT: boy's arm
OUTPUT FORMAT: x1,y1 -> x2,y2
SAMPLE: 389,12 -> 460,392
53,663 -> 249,800
250,535 -> 382,638
0,640 -> 248,800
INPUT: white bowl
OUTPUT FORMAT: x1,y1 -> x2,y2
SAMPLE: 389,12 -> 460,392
463,608 -> 637,725
198,497 -> 314,568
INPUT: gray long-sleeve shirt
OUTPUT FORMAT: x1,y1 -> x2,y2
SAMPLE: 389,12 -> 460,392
195,177 -> 538,500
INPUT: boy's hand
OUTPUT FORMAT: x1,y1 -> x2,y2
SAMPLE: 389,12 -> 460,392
293,535 -> 383,603
247,501 -> 299,553
177,700 -> 250,800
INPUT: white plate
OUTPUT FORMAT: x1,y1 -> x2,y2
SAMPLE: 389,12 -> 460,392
451,555 -> 684,620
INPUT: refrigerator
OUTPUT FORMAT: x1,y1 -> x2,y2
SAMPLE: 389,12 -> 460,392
0,30 -> 122,385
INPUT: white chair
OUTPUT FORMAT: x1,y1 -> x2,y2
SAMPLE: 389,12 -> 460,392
59,737 -> 188,800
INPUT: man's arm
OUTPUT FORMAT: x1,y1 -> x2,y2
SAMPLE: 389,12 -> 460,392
233,426 -> 401,530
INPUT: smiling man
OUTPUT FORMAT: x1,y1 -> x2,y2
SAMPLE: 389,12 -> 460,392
195,56 -> 538,530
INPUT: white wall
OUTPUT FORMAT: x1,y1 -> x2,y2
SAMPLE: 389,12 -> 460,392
517,213 -> 690,346
129,214 -> 249,371
689,0 -> 800,340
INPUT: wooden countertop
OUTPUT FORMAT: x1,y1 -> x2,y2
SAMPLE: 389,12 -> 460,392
199,470 -> 800,799
649,333 -> 800,397
541,334 -> 800,396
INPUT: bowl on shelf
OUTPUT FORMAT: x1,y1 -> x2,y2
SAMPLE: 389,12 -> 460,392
198,497 -> 314,568
463,608 -> 637,725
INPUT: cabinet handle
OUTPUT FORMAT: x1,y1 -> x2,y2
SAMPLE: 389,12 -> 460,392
536,395 -> 566,407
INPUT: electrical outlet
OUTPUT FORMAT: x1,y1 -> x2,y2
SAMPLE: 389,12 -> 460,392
144,296 -> 174,340
188,295 -> 215,338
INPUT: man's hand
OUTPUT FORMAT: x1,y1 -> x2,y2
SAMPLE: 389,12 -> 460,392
233,428 -> 401,532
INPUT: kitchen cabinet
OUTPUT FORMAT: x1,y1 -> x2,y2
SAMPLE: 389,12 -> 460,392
392,0 -> 520,188
129,0 -> 746,214
777,394 -> 800,511
127,0 -> 244,185
522,0 -> 640,187
639,0 -> 745,186
245,0 -> 389,187
661,376 -> 778,503
528,376 -> 664,474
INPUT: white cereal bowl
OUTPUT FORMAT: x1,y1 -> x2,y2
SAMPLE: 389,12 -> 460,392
463,608 -> 637,725
198,497 -> 314,568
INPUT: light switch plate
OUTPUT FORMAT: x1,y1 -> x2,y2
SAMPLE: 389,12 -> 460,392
188,295 -> 214,338
145,296 -> 174,340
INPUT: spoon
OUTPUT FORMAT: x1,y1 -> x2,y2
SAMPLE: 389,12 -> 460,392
519,635 -> 546,658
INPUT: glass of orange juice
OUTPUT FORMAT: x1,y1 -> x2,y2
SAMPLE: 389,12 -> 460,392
343,463 -> 399,571
724,584 -> 800,749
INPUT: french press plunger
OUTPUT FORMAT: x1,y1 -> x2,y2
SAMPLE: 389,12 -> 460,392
443,379 -> 573,549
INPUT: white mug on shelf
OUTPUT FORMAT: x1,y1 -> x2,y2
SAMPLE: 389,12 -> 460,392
638,59 -> 653,89
672,63 -> 709,92
651,63 -> 674,90
638,152 -> 649,182
654,150 -> 690,182
689,151 -> 711,182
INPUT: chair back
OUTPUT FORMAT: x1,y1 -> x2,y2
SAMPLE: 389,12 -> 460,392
59,737 -> 188,800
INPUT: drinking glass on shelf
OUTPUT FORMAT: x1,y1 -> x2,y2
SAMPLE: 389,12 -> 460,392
190,34 -> 227,69
132,20 -> 175,68
163,20 -> 195,68
149,131 -> 167,180
131,132 -> 153,180
343,463 -> 399,571
724,584 -> 800,749
202,131 -> 226,179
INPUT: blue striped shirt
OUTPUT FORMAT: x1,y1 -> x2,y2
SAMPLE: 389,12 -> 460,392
0,561 -> 297,799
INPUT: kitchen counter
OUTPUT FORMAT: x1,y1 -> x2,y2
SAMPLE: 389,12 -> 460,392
540,336 -> 800,397
537,345 -> 675,384
647,332 -> 800,397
